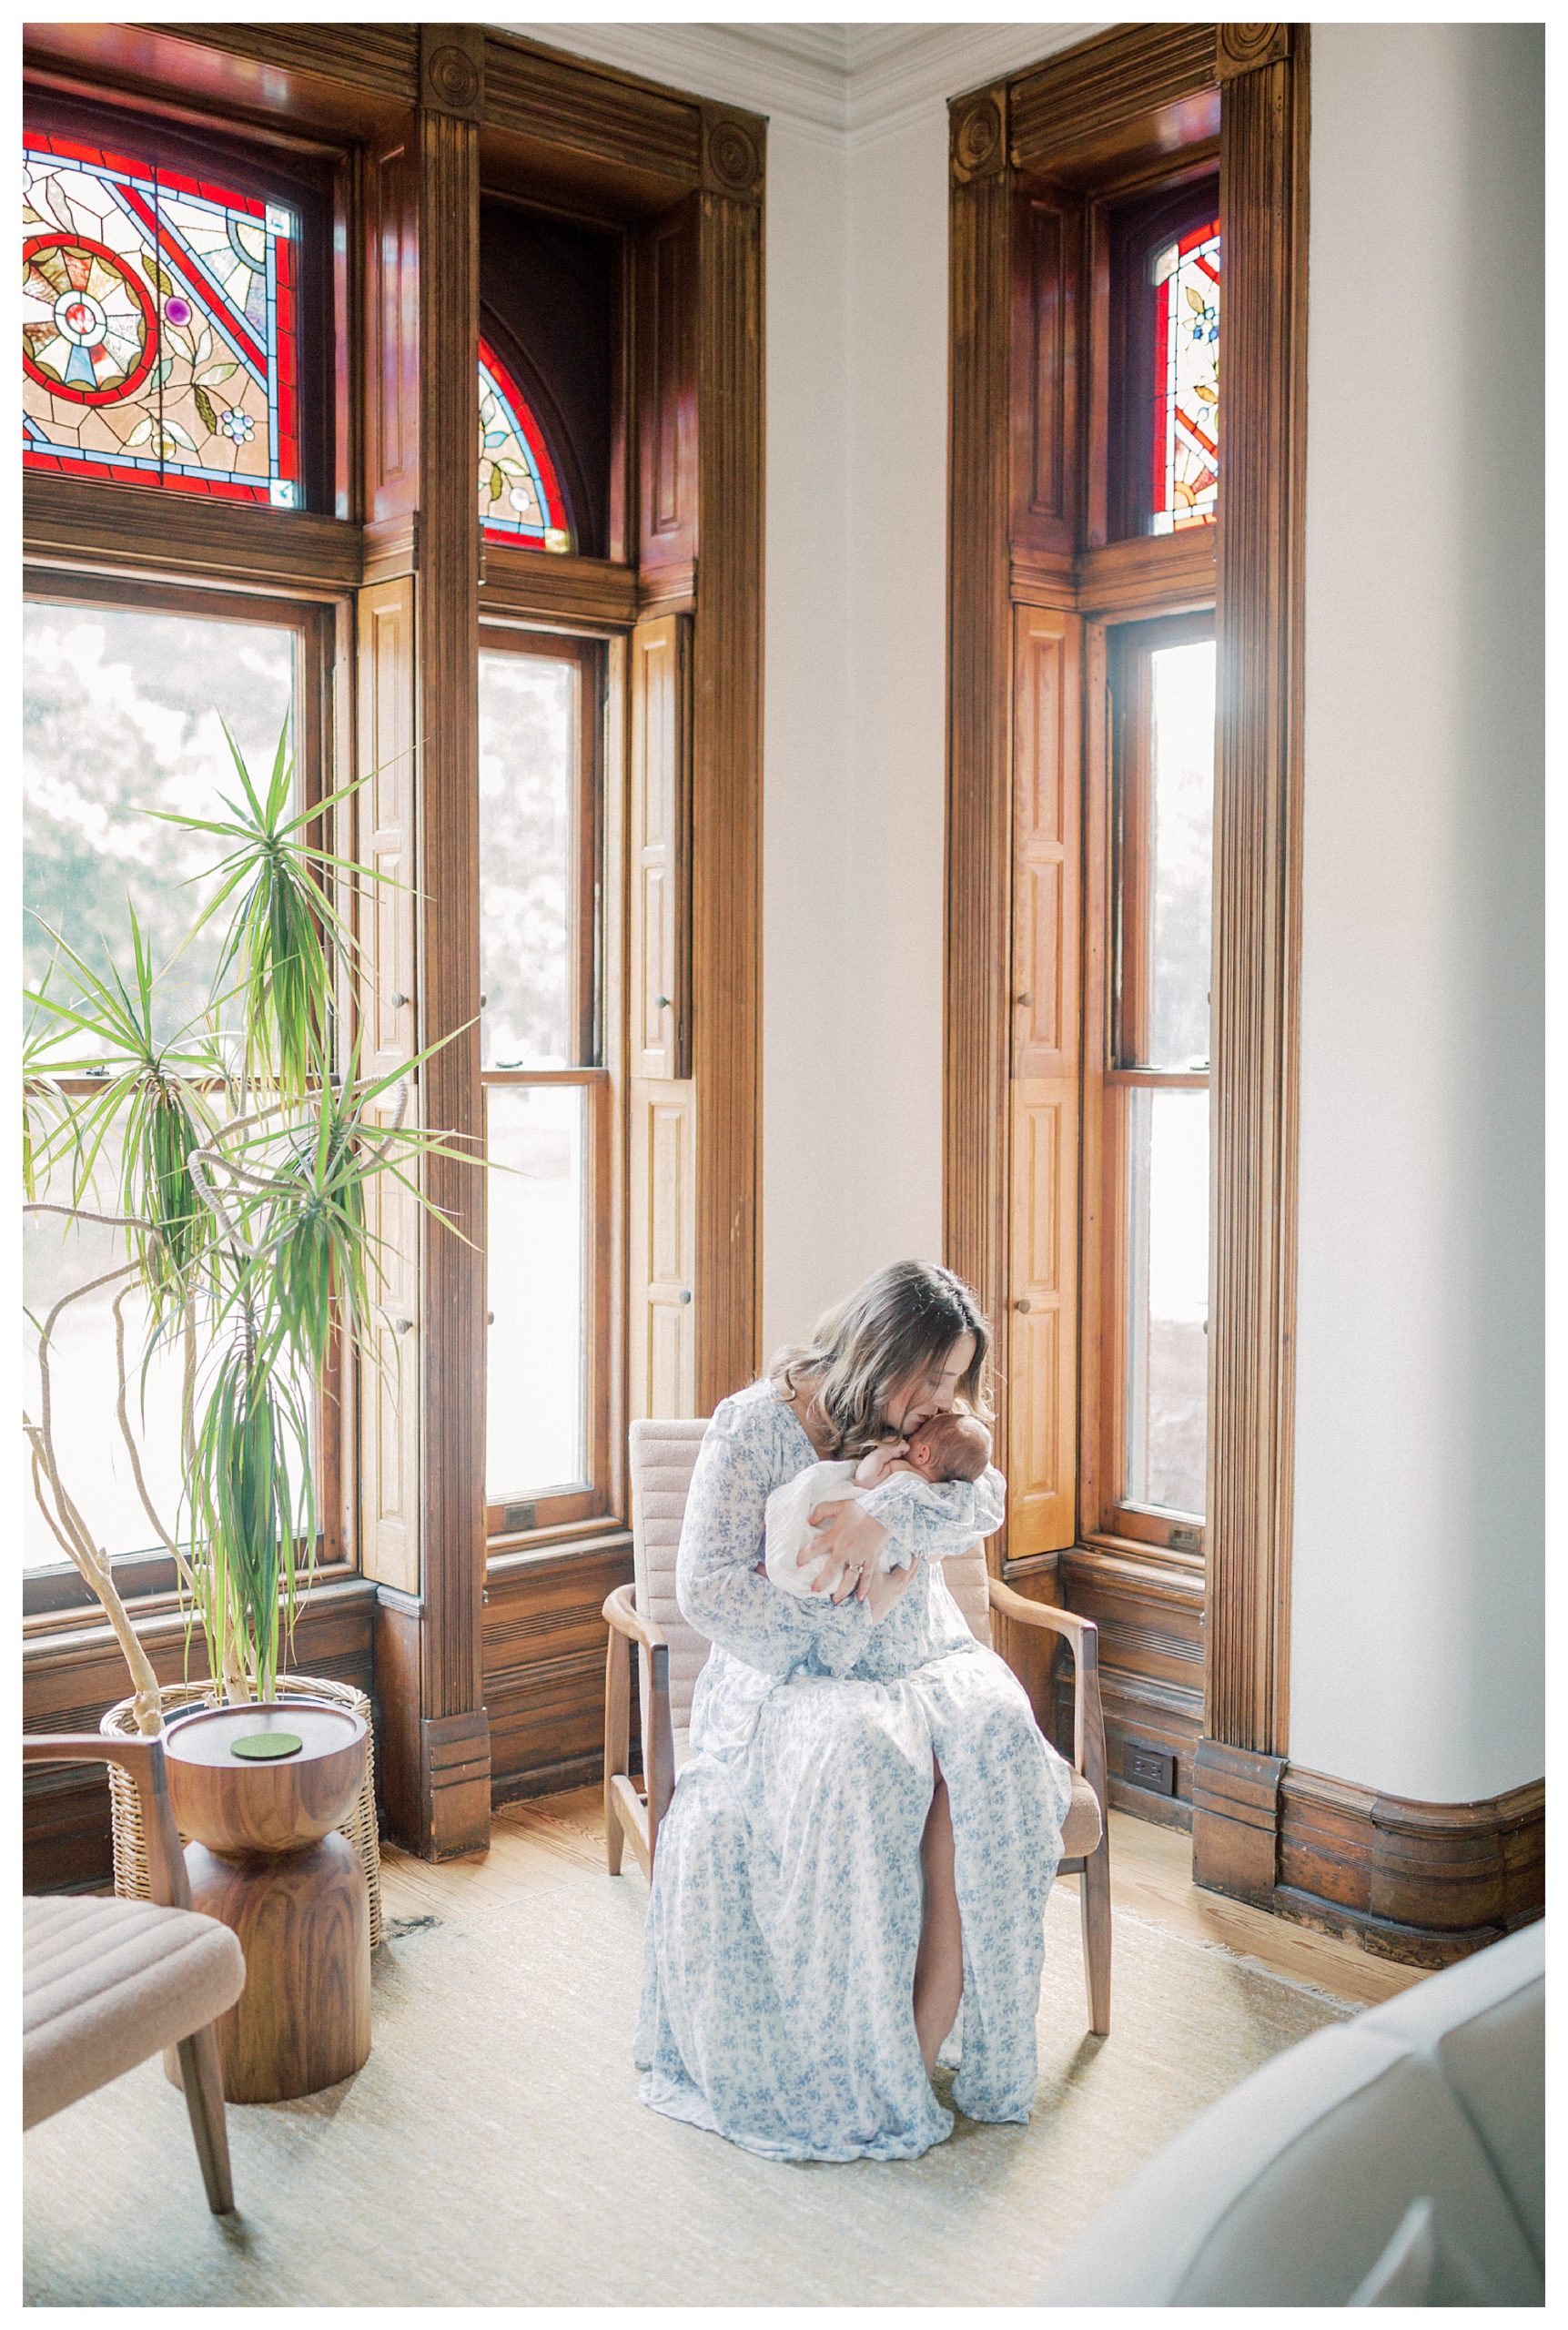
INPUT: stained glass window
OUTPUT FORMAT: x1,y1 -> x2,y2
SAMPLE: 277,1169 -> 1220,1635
23,128 -> 299,506
479,334 -> 571,552
1150,218 -> 1219,535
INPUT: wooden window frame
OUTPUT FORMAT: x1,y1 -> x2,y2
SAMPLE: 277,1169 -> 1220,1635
21,567 -> 350,1625
947,23 -> 1309,1889
24,19 -> 767,1864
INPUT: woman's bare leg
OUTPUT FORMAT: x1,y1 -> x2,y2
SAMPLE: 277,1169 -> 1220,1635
914,1758 -> 964,2079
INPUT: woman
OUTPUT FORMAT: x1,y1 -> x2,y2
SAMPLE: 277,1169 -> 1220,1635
634,1259 -> 1075,2163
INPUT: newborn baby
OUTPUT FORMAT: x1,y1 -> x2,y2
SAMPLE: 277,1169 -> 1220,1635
764,1411 -> 995,1598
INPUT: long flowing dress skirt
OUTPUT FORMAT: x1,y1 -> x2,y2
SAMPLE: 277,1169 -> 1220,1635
635,1636 -> 1074,2163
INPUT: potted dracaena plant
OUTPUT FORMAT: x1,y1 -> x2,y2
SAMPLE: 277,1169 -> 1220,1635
23,722 -> 465,1918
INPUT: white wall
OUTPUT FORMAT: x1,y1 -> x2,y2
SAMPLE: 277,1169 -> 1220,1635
540,23 -> 1545,1803
1290,24 -> 1544,1801
761,111 -> 955,1357
757,117 -> 860,1352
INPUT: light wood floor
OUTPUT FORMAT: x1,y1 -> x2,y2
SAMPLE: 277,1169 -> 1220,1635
381,1787 -> 1425,2011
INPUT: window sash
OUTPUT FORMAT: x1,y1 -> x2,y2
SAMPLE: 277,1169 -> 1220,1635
21,574 -> 347,1616
476,629 -> 612,1550
1085,608 -> 1215,1559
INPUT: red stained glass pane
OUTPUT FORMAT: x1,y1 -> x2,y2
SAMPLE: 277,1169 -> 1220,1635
23,129 -> 301,508
478,334 -> 572,551
1150,218 -> 1219,535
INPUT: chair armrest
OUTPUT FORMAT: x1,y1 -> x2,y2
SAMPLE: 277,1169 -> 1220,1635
22,1732 -> 190,1910
602,1581 -> 669,1656
986,1578 -> 1097,1652
601,1585 -> 678,1837
985,1582 -> 1107,1806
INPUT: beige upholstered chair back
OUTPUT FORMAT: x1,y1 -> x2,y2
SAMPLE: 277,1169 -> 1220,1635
627,1415 -> 992,1758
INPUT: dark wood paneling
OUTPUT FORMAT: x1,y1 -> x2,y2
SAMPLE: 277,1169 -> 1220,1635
483,1538 -> 634,1794
945,91 -> 1015,1533
1075,528 -> 1218,617
23,1581 -> 377,1894
1054,1545 -> 1205,1826
636,203 -> 699,572
1009,192 -> 1080,558
482,32 -> 702,193
410,88 -> 490,1854
480,547 -> 639,630
1194,27 -> 1310,1891
1009,23 -> 1220,183
25,22 -> 418,137
23,474 -> 361,595
690,180 -> 765,1411
363,119 -> 420,527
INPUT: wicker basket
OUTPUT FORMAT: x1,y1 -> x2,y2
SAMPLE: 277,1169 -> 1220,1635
100,1673 -> 383,1951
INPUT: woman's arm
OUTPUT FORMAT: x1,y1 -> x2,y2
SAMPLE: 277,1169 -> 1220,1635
676,1398 -> 870,1677
851,1462 -> 1007,1564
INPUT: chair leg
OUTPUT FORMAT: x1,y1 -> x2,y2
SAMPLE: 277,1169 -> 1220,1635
175,2022 -> 235,2214
603,1631 -> 629,1876
1079,1835 -> 1113,2037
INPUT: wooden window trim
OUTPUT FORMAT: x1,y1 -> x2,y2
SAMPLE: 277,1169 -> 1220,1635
946,28 -> 1310,1857
23,20 -> 766,1863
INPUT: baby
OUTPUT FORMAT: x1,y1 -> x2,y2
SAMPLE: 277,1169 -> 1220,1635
764,1411 -> 995,1598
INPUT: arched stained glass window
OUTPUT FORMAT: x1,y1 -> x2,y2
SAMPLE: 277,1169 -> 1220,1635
22,128 -> 300,506
479,334 -> 571,552
1151,218 -> 1219,535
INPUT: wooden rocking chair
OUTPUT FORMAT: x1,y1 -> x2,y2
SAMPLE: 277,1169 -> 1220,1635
602,1416 -> 1113,2034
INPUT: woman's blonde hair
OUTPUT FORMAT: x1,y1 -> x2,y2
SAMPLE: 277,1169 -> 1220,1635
767,1259 -> 993,1459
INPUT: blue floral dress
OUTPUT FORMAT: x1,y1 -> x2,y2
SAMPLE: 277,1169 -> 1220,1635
634,1379 -> 1075,2162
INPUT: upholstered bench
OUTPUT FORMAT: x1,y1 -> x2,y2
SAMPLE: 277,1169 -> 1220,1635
23,1734 -> 247,2214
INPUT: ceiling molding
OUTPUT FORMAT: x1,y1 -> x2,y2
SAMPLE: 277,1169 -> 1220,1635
512,22 -> 1107,141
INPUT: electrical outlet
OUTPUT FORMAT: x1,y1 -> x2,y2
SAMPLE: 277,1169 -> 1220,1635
1123,1741 -> 1177,1796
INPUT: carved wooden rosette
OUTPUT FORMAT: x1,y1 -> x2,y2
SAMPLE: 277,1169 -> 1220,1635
701,104 -> 764,204
951,90 -> 1007,185
1216,23 -> 1292,81
420,26 -> 484,119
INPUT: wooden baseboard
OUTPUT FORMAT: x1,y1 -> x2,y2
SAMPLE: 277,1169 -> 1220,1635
491,1750 -> 606,1808
1272,1767 -> 1545,1967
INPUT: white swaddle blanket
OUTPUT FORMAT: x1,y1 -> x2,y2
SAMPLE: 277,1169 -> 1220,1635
764,1457 -> 913,1596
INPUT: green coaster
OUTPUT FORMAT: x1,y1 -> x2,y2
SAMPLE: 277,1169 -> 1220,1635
230,1730 -> 304,1760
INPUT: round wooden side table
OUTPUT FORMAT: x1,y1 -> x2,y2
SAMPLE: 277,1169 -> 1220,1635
163,1701 -> 371,2104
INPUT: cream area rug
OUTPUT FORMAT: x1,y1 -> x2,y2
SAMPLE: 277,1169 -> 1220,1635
24,1857 -> 1347,2308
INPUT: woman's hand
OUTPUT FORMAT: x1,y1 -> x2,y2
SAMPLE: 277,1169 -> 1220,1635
803,1501 -> 891,1604
861,1556 -> 918,1623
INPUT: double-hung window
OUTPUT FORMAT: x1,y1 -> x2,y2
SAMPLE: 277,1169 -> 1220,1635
478,631 -> 612,1547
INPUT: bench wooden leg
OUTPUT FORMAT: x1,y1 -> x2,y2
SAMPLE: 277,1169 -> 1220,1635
175,2022 -> 235,2214
1080,1834 -> 1112,2036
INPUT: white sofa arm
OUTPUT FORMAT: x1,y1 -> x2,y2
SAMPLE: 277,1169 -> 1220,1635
1039,1922 -> 1543,2308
